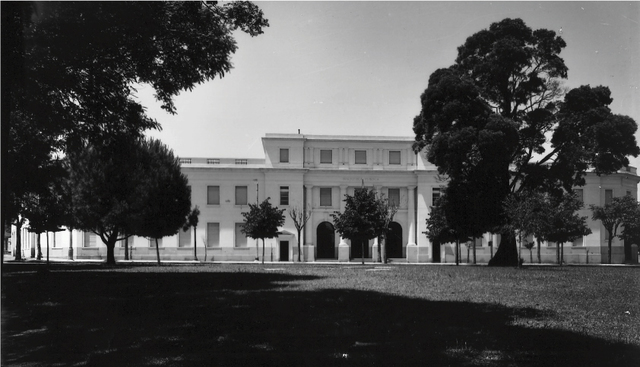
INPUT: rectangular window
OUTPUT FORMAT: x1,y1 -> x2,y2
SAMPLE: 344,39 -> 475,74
320,188 -> 332,207
235,159 -> 247,165
179,228 -> 191,247
207,186 -> 220,205
355,150 -> 367,164
207,158 -> 220,165
573,189 -> 583,204
280,186 -> 289,206
320,150 -> 332,164
84,232 -> 97,248
207,223 -> 220,247
236,186 -> 248,205
280,148 -> 289,163
389,151 -> 401,165
432,187 -> 441,205
179,158 -> 191,164
149,238 -> 163,248
605,189 -> 613,205
388,188 -> 400,207
235,223 -> 247,247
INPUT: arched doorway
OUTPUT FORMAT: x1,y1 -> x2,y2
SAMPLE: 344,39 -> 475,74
387,222 -> 403,258
432,240 -> 441,263
317,222 -> 336,259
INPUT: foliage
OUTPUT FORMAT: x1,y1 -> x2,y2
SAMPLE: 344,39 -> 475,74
590,194 -> 639,263
68,138 -> 190,265
413,18 -> 639,266
183,206 -> 201,261
242,198 -> 286,264
376,193 -> 398,263
288,206 -> 311,262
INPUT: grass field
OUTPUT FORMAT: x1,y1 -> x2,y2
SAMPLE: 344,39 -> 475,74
2,263 -> 639,366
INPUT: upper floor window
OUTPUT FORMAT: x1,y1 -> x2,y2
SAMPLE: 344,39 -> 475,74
389,151 -> 401,165
355,150 -> 367,164
280,148 -> 289,163
388,188 -> 400,207
236,186 -> 248,205
605,189 -> 613,205
320,150 -> 332,164
280,186 -> 289,206
235,159 -> 247,165
207,186 -> 220,205
320,188 -> 332,206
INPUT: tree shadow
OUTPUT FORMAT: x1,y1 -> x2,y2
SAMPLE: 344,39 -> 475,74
2,267 -> 638,366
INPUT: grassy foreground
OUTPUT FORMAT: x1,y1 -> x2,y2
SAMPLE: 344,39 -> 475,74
2,263 -> 639,366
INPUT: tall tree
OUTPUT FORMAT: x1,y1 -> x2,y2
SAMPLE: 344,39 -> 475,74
331,187 -> 391,265
376,194 -> 398,263
289,206 -> 311,262
183,206 -> 201,261
413,18 -> 639,266
544,193 -> 591,265
590,194 -> 638,264
242,198 -> 286,264
2,1 -> 268,260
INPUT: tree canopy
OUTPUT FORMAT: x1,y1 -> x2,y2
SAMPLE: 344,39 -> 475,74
413,18 -> 639,266
591,194 -> 639,264
241,198 -> 286,264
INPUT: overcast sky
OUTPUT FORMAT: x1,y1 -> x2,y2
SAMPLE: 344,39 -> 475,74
137,1 -> 640,172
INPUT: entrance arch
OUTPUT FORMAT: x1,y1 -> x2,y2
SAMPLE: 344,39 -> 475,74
317,222 -> 336,259
387,222 -> 403,258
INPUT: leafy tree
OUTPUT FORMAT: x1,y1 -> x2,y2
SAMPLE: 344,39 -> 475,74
376,194 -> 398,263
183,206 -> 201,261
413,18 -> 639,266
591,194 -> 638,264
133,139 -> 192,266
331,187 -> 393,265
1,1 -> 268,261
620,200 -> 640,262
288,206 -> 311,262
242,198 -> 286,264
546,193 -> 591,265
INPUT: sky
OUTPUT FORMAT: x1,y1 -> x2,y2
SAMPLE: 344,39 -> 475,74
137,1 -> 640,174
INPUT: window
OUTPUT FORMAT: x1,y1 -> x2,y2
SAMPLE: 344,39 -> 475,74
320,150 -> 332,164
207,223 -> 220,247
280,148 -> 289,163
280,186 -> 289,206
179,158 -> 191,164
84,232 -> 97,248
388,188 -> 400,207
320,188 -> 332,207
235,159 -> 247,165
432,187 -> 441,205
207,158 -> 220,164
389,151 -> 401,165
235,223 -> 247,247
605,189 -> 613,205
355,150 -> 367,164
207,186 -> 220,205
573,189 -> 583,204
149,238 -> 163,248
236,186 -> 248,205
179,228 -> 191,247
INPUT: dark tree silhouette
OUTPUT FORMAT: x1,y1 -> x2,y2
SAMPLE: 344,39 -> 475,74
413,18 -> 639,266
288,206 -> 311,262
591,194 -> 639,264
242,198 -> 286,264
183,206 -> 201,261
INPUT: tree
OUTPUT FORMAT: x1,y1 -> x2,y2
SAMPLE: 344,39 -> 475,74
1,1 -> 269,263
331,187 -> 392,265
425,194 -> 461,265
413,18 -> 639,266
183,206 -> 201,261
546,193 -> 591,265
591,194 -> 638,264
524,241 -> 535,264
376,194 -> 398,263
289,206 -> 311,262
620,200 -> 640,262
68,138 -> 190,265
242,198 -> 286,264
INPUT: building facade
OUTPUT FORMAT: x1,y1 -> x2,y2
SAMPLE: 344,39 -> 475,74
9,133 -> 640,264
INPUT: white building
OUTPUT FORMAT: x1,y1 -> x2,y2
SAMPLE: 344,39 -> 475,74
9,133 -> 640,264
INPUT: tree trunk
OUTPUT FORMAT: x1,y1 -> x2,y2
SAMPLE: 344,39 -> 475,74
36,233 -> 42,260
193,226 -> 198,261
455,240 -> 459,266
14,220 -> 22,261
106,239 -> 117,265
529,248 -> 533,263
537,239 -> 542,264
262,238 -> 265,264
124,236 -> 129,260
608,236 -> 613,264
473,239 -> 477,265
46,231 -> 50,266
256,239 -> 259,261
466,243 -> 470,263
488,231 -> 518,266
361,239 -> 365,265
297,229 -> 302,262
154,238 -> 161,265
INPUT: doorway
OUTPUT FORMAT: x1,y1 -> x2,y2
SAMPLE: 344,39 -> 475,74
387,222 -> 403,258
280,240 -> 289,261
317,222 -> 336,259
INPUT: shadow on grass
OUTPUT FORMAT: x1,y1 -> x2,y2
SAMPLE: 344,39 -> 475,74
2,265 -> 639,367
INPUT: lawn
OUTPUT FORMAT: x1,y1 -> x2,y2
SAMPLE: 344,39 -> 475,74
2,263 -> 639,366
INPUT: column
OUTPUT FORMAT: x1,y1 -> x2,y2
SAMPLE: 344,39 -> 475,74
406,185 -> 418,262
373,185 -> 383,262
338,185 -> 350,261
